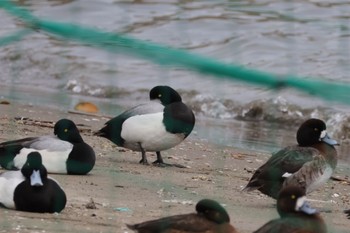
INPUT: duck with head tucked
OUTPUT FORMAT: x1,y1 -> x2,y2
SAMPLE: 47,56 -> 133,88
253,185 -> 327,233
243,118 -> 338,199
95,85 -> 195,167
0,119 -> 96,175
127,199 -> 237,233
0,151 -> 66,213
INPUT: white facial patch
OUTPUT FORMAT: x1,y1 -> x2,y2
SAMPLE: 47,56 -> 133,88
282,172 -> 292,178
30,170 -> 43,186
295,196 -> 307,211
320,130 -> 326,139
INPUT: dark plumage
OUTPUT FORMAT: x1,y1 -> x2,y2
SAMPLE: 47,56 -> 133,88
0,152 -> 67,213
253,186 -> 327,233
344,209 -> 350,219
243,118 -> 338,199
127,199 -> 237,233
95,86 -> 195,166
0,119 -> 96,175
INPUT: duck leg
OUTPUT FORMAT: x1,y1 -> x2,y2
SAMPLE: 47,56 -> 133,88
153,151 -> 186,168
152,151 -> 165,165
138,144 -> 149,165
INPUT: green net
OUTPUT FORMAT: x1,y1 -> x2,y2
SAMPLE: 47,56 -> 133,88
1,0 -> 350,105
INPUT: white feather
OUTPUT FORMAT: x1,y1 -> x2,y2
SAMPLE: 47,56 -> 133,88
306,164 -> 333,193
295,196 -> 307,211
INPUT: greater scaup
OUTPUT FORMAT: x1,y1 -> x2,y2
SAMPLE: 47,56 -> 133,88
95,85 -> 195,167
0,119 -> 96,175
243,118 -> 338,199
253,185 -> 327,233
127,199 -> 237,233
0,152 -> 66,213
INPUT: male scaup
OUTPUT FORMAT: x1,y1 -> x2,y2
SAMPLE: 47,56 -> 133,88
0,152 -> 66,213
95,85 -> 195,167
253,185 -> 327,233
127,199 -> 237,233
243,118 -> 338,199
0,119 -> 96,175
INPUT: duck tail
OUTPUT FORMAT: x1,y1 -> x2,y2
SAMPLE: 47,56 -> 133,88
0,145 -> 22,170
241,183 -> 260,192
93,129 -> 105,137
126,224 -> 136,230
93,124 -> 110,138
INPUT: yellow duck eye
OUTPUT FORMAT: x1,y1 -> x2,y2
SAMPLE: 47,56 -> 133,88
158,94 -> 162,98
314,128 -> 318,131
291,195 -> 296,199
64,128 -> 68,133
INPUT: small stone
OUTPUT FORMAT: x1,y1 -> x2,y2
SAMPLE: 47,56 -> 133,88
86,198 -> 97,209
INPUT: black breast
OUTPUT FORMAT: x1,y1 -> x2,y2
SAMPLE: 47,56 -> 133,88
162,102 -> 195,137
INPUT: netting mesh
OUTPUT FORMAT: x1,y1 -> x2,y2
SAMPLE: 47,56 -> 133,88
0,1 -> 349,233
1,0 -> 350,105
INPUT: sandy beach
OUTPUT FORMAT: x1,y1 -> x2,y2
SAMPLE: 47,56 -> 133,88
0,102 -> 349,233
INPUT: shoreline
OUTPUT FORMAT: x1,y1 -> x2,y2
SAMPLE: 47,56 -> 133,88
0,102 -> 349,232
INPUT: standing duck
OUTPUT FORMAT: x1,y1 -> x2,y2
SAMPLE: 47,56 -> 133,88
95,85 -> 195,167
253,185 -> 327,233
0,151 -> 67,213
243,118 -> 338,199
127,199 -> 237,233
0,119 -> 96,175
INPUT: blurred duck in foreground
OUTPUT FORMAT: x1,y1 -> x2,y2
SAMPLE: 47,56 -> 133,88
127,199 -> 237,233
0,152 -> 66,213
253,185 -> 327,233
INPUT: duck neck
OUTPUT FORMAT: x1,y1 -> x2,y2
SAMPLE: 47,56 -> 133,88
312,142 -> 337,168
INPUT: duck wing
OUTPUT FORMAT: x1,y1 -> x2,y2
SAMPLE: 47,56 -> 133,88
243,146 -> 319,198
107,101 -> 164,125
23,135 -> 73,151
0,137 -> 37,148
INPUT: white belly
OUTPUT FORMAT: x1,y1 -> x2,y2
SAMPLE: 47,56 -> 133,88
306,165 -> 333,193
14,148 -> 71,174
121,112 -> 185,151
0,171 -> 24,209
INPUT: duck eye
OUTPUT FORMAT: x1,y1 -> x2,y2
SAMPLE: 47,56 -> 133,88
158,94 -> 162,98
314,128 -> 318,131
291,195 -> 296,199
64,128 -> 68,133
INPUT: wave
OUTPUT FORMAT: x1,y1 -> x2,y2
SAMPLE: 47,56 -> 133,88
64,80 -> 350,142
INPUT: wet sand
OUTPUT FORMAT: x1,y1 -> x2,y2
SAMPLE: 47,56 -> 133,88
0,102 -> 349,233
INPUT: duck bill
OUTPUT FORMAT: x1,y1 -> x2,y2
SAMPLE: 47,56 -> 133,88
296,196 -> 317,215
30,170 -> 44,187
320,131 -> 339,146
